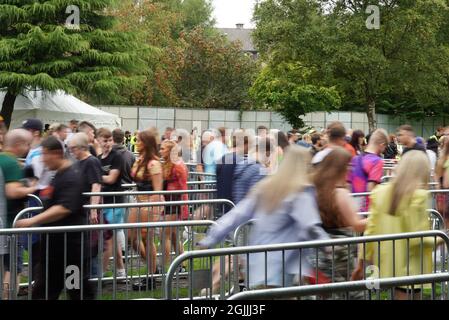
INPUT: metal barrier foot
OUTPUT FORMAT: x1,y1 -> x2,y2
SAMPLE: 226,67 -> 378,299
132,278 -> 155,291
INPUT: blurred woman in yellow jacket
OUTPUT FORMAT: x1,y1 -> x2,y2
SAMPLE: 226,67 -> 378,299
352,150 -> 435,300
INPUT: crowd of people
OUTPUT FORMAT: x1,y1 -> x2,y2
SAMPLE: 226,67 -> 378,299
200,122 -> 449,299
0,116 -> 447,299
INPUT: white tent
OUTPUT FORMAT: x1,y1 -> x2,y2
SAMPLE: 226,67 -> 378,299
0,90 -> 121,129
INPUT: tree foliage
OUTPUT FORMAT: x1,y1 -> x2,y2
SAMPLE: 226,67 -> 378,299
253,0 -> 449,131
250,62 -> 340,128
114,0 -> 258,110
0,0 -> 149,126
174,28 -> 258,109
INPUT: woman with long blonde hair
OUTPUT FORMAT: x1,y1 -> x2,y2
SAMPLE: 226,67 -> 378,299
200,145 -> 329,289
352,151 -> 434,300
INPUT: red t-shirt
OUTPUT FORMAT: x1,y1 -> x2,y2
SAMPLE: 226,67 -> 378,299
344,143 -> 357,158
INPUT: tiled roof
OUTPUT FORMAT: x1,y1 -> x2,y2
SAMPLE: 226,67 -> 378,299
217,27 -> 257,52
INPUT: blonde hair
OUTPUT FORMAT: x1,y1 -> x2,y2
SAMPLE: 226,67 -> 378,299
369,128 -> 389,146
388,150 -> 430,215
161,139 -> 179,179
251,145 -> 311,213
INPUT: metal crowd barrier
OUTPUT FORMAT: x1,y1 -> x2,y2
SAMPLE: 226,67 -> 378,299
0,220 -> 219,300
228,273 -> 449,300
187,181 -> 217,189
26,194 -> 43,208
186,163 -> 200,173
234,209 -> 446,248
382,167 -> 395,176
356,210 -> 445,231
380,176 -> 438,187
83,199 -> 234,221
83,189 -> 218,203
233,219 -> 258,247
234,209 -> 446,244
165,230 -> 449,300
188,172 -> 216,181
121,181 -> 217,191
351,189 -> 449,214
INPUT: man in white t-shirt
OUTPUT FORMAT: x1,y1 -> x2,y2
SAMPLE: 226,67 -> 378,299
22,119 -> 55,190
203,127 -> 229,176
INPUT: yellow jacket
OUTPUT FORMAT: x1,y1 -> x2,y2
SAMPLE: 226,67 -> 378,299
363,184 -> 433,278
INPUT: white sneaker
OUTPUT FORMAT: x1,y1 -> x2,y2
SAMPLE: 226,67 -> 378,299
200,288 -> 211,297
117,269 -> 127,278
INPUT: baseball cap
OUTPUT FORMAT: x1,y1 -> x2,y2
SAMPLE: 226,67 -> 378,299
22,118 -> 43,132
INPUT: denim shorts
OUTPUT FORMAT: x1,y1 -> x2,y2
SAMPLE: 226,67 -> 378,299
2,242 -> 24,274
104,208 -> 125,224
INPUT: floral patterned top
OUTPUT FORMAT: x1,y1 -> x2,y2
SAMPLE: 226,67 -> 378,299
131,158 -> 162,191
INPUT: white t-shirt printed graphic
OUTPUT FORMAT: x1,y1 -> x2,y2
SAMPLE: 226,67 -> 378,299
25,146 -> 55,190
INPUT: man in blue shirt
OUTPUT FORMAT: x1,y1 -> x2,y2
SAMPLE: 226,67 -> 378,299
216,130 -> 252,214
233,137 -> 272,205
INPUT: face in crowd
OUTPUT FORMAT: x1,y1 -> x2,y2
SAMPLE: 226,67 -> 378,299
160,141 -> 178,162
397,129 -> 413,146
68,143 -> 83,160
84,127 -> 95,144
16,139 -> 31,158
57,128 -> 69,142
98,135 -> 113,154
42,148 -> 63,171
70,123 -> 78,132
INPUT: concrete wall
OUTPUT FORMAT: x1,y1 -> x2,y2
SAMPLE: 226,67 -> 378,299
96,105 -> 446,137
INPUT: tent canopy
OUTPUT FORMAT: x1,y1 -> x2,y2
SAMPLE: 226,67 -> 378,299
1,90 -> 121,129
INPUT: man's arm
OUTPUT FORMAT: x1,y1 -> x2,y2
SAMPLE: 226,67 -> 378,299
16,205 -> 70,227
102,169 -> 120,184
90,183 -> 102,205
102,153 -> 123,184
5,181 -> 37,199
89,183 -> 102,224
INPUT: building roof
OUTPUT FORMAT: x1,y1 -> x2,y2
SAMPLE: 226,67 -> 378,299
217,26 -> 257,53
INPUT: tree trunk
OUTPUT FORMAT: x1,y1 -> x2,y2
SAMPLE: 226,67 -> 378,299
1,90 -> 17,129
366,98 -> 377,133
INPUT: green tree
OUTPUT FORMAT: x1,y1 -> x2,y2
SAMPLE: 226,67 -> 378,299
115,0 -> 258,110
250,62 -> 341,128
174,27 -> 258,109
0,0 -> 148,127
253,0 -> 449,131
181,0 -> 215,30
114,0 -> 181,106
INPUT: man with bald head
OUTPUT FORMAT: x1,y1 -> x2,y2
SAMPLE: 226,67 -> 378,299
1,129 -> 37,227
0,128 -> 37,299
